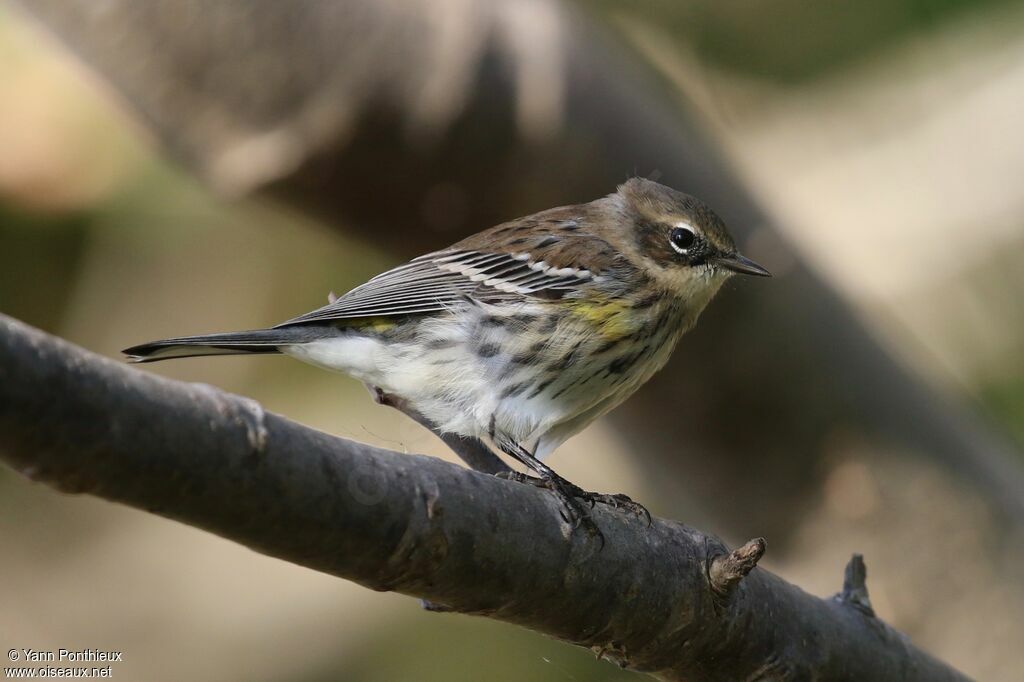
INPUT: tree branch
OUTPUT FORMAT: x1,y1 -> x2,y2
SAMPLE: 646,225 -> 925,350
0,314 -> 968,681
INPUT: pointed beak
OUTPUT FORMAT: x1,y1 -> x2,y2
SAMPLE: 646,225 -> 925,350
715,252 -> 772,277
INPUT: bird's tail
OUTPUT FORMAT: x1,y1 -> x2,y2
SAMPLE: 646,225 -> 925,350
122,326 -> 335,363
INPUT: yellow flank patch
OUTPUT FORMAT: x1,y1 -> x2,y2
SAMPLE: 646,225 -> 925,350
567,298 -> 637,340
347,316 -> 397,332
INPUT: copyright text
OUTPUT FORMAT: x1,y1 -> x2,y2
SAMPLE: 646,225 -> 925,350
5,649 -> 123,678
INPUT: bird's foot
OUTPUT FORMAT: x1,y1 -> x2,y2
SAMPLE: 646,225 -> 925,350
496,471 -> 604,545
496,471 -> 651,527
564,484 -> 652,527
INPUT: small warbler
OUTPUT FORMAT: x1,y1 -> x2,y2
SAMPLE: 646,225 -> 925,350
125,179 -> 769,538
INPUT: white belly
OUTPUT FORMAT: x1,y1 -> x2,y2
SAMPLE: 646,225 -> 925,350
281,299 -> 688,459
281,314 -> 516,441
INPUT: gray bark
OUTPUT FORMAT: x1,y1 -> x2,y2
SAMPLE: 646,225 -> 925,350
0,314 -> 969,680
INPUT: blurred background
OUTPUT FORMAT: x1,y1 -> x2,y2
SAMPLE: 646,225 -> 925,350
1,0 -> 1023,679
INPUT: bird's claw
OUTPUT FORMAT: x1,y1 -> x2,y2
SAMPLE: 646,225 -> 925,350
495,471 -> 605,545
582,491 -> 652,527
560,483 -> 651,527
548,484 -> 604,547
495,472 -> 652,544
620,495 -> 652,526
495,470 -> 532,484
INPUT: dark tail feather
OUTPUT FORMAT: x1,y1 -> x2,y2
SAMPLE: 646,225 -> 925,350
123,326 -> 334,363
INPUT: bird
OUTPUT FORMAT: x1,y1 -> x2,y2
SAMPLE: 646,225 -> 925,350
124,178 -> 770,540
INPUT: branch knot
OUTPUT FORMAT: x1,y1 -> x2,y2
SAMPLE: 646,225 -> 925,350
835,553 -> 875,617
708,537 -> 766,599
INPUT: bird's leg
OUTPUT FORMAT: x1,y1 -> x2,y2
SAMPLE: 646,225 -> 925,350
493,436 -> 606,545
438,433 -> 512,475
493,470 -> 537,485
365,384 -> 512,475
493,436 -> 651,528
367,385 -> 648,526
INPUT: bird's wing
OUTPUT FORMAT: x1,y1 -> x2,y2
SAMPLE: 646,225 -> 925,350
275,247 -> 611,327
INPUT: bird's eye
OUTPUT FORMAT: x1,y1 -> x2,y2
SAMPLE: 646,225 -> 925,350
670,226 -> 696,254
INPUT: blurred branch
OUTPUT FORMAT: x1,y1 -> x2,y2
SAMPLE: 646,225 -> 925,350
0,314 -> 968,681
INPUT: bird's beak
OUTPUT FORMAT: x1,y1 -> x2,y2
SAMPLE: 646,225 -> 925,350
715,252 -> 772,277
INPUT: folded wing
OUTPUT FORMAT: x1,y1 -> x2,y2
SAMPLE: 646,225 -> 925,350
276,249 -> 607,327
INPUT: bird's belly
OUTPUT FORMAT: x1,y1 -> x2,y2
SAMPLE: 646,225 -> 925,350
281,300 -> 687,457
281,325 -> 491,436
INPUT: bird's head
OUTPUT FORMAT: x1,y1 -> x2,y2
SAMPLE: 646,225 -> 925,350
615,178 -> 770,295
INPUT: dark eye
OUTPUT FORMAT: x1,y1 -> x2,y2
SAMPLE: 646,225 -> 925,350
670,226 -> 696,254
